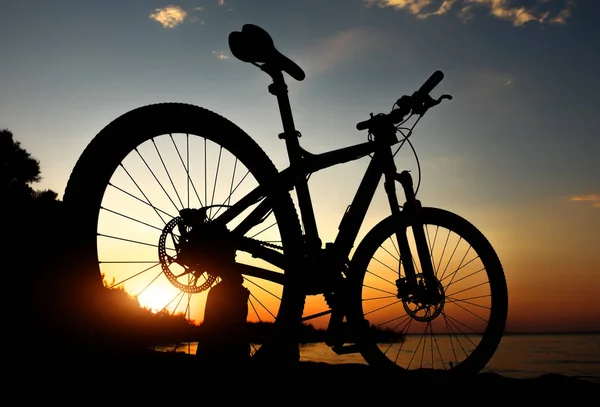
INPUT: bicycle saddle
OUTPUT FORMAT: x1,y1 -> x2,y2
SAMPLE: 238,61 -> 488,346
228,24 -> 306,81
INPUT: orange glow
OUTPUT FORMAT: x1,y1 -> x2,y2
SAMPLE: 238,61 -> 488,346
137,283 -> 181,314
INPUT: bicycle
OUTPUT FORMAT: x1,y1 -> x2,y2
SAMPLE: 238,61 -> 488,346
63,24 -> 508,374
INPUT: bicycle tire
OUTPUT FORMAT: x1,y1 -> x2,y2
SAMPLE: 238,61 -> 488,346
347,207 -> 508,375
62,103 -> 305,359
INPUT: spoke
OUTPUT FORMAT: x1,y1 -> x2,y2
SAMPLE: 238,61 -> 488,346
209,146 -> 223,219
371,256 -> 400,276
173,289 -> 187,314
366,267 -> 397,287
442,313 -> 462,364
135,269 -> 163,297
454,294 -> 491,302
363,298 -> 402,317
105,262 -> 161,288
444,313 -> 481,342
447,298 -> 489,324
380,243 -> 400,264
443,315 -> 475,358
231,196 -> 274,238
116,166 -> 171,225
108,183 -> 175,221
135,148 -> 180,213
431,327 -> 446,370
388,235 -> 400,258
171,133 -> 203,207
446,296 -> 491,311
248,291 -> 276,320
362,294 -> 397,301
363,283 -> 397,297
159,290 -> 186,314
389,317 -> 413,363
375,311 -> 412,329
441,246 -> 473,288
248,297 -> 263,323
213,169 -> 250,218
444,266 -> 485,292
227,158 -> 238,206
100,206 -> 164,233
243,277 -> 282,301
438,236 -> 462,281
408,323 -> 428,369
441,261 -> 483,287
100,261 -> 159,264
249,221 -> 278,240
98,233 -> 162,249
419,321 -> 432,368
435,228 -> 452,277
152,138 -> 184,209
446,280 -> 489,297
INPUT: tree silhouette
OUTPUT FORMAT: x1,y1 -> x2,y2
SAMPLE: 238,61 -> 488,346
0,128 -> 58,206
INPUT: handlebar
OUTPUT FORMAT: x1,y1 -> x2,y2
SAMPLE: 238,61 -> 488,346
356,70 -> 452,131
417,70 -> 444,97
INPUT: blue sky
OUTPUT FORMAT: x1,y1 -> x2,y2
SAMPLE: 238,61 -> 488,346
1,0 -> 599,331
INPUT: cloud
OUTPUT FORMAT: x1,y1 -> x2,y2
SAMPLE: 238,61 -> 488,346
365,0 -> 576,26
149,5 -> 188,28
212,51 -> 229,60
297,27 -> 384,76
570,194 -> 600,208
149,4 -> 209,28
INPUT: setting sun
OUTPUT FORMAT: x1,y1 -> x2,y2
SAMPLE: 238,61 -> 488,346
137,284 -> 180,314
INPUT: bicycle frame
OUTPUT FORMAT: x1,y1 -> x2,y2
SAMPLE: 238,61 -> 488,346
215,70 -> 435,300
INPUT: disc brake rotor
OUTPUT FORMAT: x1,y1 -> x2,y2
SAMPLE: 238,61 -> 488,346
402,273 -> 445,322
158,216 -> 217,294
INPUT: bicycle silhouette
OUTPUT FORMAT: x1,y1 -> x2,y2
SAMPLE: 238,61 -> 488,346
63,24 -> 508,374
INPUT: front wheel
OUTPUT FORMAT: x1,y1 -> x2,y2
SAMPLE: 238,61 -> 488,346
347,207 -> 508,375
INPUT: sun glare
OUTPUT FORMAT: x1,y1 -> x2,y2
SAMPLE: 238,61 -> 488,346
137,284 -> 177,313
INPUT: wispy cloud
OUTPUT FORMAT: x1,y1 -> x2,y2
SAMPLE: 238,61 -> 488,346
149,5 -> 188,28
365,0 -> 576,27
570,194 -> 600,208
297,27 -> 384,76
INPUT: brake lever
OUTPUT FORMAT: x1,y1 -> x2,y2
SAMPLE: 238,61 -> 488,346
414,94 -> 453,115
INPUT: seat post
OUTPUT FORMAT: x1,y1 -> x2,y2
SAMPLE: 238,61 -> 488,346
264,67 -> 322,251
266,70 -> 301,164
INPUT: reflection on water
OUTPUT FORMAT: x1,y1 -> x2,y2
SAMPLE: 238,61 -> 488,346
156,334 -> 600,379
482,334 -> 600,379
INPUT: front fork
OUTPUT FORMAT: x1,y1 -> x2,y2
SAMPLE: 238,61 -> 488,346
389,170 -> 439,300
327,170 -> 439,353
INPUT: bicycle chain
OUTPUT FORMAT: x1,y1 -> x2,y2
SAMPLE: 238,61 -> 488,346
240,235 -> 283,251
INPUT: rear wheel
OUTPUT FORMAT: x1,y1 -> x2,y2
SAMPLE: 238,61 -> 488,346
63,103 -> 305,359
347,207 -> 508,374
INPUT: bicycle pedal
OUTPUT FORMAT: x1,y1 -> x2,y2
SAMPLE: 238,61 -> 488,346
331,344 -> 360,355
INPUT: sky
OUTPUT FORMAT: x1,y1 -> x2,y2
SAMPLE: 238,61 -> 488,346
1,0 -> 599,333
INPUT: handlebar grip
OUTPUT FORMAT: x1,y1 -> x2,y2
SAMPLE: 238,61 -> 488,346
356,119 -> 370,131
417,70 -> 444,96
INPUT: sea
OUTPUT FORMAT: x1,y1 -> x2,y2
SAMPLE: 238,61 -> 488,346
158,333 -> 600,381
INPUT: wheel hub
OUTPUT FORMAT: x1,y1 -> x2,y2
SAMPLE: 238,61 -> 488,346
158,208 -> 238,293
400,273 -> 445,322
